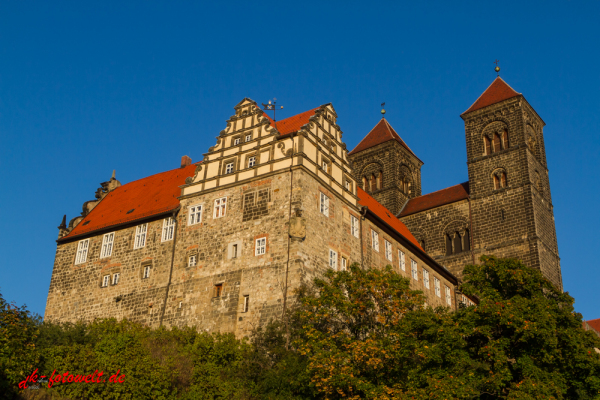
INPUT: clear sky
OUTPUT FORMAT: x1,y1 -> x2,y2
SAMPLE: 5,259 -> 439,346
1,1 -> 598,320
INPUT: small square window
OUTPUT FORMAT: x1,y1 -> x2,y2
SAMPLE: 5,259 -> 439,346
411,260 -> 418,281
75,239 -> 89,264
112,273 -> 120,286
399,250 -> 406,271
143,266 -> 151,279
255,238 -> 266,256
320,193 -> 329,217
134,224 -> 147,249
248,156 -> 256,168
102,275 -> 110,287
188,205 -> 203,226
100,232 -> 115,258
329,249 -> 338,269
234,138 -> 240,145
189,255 -> 197,267
245,134 -> 251,142
385,240 -> 392,261
225,162 -> 234,174
214,284 -> 223,298
162,218 -> 175,242
214,197 -> 227,218
371,230 -> 379,252
351,215 -> 359,238
423,269 -> 430,289
434,277 -> 441,297
243,295 -> 249,312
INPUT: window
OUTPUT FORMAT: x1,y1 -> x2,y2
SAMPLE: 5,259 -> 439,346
502,129 -> 509,149
341,257 -> 347,271
445,286 -> 452,306
500,172 -> 507,188
320,193 -> 329,217
329,249 -> 338,269
385,240 -> 392,261
411,260 -> 418,280
100,232 -> 115,258
143,266 -> 151,279
351,215 -> 359,238
243,295 -> 249,312
493,133 -> 501,152
112,273 -> 120,285
75,239 -> 89,264
188,205 -> 203,225
484,136 -> 491,155
189,255 -> 197,267
399,250 -> 406,271
234,138 -> 240,145
214,284 -> 223,298
423,269 -> 430,289
245,134 -> 251,142
134,224 -> 147,249
371,230 -> 379,252
162,218 -> 175,242
225,162 -> 234,174
214,197 -> 227,218
461,295 -> 475,306
248,156 -> 256,167
102,275 -> 110,287
494,174 -> 500,190
434,277 -> 441,297
445,234 -> 453,256
255,238 -> 266,256
322,160 -> 328,172
232,244 -> 238,258
453,232 -> 462,253
345,180 -> 351,191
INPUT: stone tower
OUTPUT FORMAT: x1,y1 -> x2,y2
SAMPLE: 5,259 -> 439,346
348,118 -> 423,216
461,77 -> 562,288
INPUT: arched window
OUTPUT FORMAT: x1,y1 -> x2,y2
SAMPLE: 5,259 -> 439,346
494,174 -> 500,190
463,229 -> 470,251
484,136 -> 491,155
500,172 -> 507,188
445,234 -> 453,256
378,170 -> 383,190
493,133 -> 501,152
453,232 -> 462,253
369,174 -> 376,192
362,176 -> 368,191
502,129 -> 509,149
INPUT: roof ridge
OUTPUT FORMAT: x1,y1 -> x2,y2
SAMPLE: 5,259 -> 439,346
462,77 -> 521,116
113,161 -> 201,187
413,181 -> 469,199
348,120 -> 384,153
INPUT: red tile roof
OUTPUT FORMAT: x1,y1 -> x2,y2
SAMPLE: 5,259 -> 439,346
462,77 -> 521,115
59,163 -> 199,241
264,107 -> 319,136
348,119 -> 418,160
399,182 -> 470,217
357,187 -> 423,250
585,318 -> 600,334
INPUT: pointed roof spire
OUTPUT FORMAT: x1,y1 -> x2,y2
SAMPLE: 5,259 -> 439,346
348,119 -> 420,161
58,214 -> 67,229
462,77 -> 521,115
111,169 -> 116,180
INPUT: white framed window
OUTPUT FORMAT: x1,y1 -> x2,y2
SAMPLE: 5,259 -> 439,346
234,138 -> 240,145
399,250 -> 406,271
134,224 -> 147,249
385,240 -> 392,261
322,160 -> 328,172
371,230 -> 379,252
329,249 -> 338,269
188,204 -> 203,225
189,255 -> 197,267
341,257 -> 347,271
143,265 -> 151,279
102,275 -> 110,287
461,295 -> 474,306
445,286 -> 452,306
75,239 -> 89,264
243,295 -> 249,312
112,273 -> 120,285
214,197 -> 227,218
100,232 -> 115,258
248,156 -> 256,167
345,180 -> 351,191
320,192 -> 329,217
245,134 -> 251,142
225,162 -> 234,174
351,215 -> 359,238
411,260 -> 418,280
434,277 -> 441,297
162,217 -> 175,242
423,269 -> 430,289
255,238 -> 266,256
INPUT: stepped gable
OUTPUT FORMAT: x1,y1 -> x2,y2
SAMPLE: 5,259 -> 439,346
399,182 -> 470,218
59,163 -> 199,241
263,107 -> 320,136
357,187 -> 423,250
348,118 -> 417,158
462,77 -> 521,115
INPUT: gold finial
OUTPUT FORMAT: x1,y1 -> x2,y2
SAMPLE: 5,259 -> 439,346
494,59 -> 500,76
381,102 -> 386,118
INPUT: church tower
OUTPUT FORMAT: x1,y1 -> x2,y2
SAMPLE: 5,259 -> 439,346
348,118 -> 423,216
461,77 -> 562,288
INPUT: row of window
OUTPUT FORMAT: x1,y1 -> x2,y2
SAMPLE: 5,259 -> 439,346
320,192 -> 361,238
232,134 -> 253,146
101,265 -> 151,288
362,171 -> 383,193
445,229 -> 471,255
483,130 -> 509,155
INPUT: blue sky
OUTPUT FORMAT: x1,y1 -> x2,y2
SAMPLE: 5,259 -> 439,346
1,1 -> 598,320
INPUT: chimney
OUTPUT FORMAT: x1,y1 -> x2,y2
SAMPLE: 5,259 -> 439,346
181,155 -> 192,168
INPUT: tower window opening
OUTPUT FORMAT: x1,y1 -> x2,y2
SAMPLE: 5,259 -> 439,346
484,136 -> 491,155
493,133 -> 502,152
500,172 -> 507,188
445,234 -> 453,256
453,232 -> 462,253
494,174 -> 500,190
502,129 -> 509,149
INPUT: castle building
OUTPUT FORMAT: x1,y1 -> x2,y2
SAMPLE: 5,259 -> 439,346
46,99 -> 463,336
348,77 -> 561,289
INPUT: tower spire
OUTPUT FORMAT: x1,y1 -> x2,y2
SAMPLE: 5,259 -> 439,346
381,102 -> 386,118
494,59 -> 500,76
